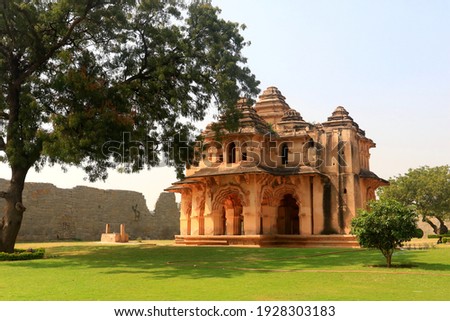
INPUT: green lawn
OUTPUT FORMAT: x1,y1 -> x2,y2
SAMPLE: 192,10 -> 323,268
1,241 -> 449,300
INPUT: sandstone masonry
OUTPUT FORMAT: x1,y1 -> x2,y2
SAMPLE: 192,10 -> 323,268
0,178 -> 179,242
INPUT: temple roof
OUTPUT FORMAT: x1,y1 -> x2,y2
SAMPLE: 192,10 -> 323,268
185,162 -> 323,179
253,86 -> 291,124
327,106 -> 353,122
359,169 -> 389,185
323,106 -> 365,135
202,87 -> 370,138
236,98 -> 270,134
277,108 -> 309,130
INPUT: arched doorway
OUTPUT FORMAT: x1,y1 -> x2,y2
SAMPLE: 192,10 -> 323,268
222,194 -> 243,235
227,142 -> 236,164
277,194 -> 300,234
281,143 -> 289,165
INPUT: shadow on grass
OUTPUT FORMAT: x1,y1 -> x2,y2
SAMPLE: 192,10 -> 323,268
6,245 -> 450,279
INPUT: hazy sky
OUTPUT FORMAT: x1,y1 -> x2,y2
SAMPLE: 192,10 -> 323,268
1,0 -> 449,209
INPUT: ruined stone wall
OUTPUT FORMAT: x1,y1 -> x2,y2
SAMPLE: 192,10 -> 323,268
0,179 -> 179,242
151,192 -> 180,239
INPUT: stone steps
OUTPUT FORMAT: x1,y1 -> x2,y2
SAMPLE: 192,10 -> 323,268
175,235 -> 360,248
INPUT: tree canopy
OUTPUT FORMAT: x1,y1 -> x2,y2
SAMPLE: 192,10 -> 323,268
0,0 -> 260,252
379,165 -> 450,234
351,199 -> 417,268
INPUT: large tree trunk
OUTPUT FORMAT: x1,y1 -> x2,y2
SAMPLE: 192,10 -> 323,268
436,217 -> 449,235
0,167 -> 28,253
423,217 -> 439,234
0,63 -> 30,253
424,216 -> 449,235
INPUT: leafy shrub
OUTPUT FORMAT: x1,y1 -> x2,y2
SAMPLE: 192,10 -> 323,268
428,233 -> 450,239
414,228 -> 424,239
351,199 -> 417,268
443,237 -> 448,244
0,248 -> 45,261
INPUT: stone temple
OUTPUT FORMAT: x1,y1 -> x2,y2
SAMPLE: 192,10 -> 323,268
166,86 -> 387,246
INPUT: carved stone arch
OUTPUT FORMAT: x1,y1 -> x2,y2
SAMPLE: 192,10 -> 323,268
274,184 -> 301,235
273,184 -> 301,206
212,183 -> 246,236
212,184 -> 247,210
226,141 -> 237,164
261,185 -> 275,206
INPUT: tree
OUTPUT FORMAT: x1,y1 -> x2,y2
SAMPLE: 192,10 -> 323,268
351,199 -> 417,268
0,0 -> 260,253
379,166 -> 450,235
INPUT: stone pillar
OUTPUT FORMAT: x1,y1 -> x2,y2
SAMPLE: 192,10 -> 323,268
243,206 -> 260,235
235,143 -> 241,163
203,190 -> 214,235
208,209 -> 222,235
105,224 -> 111,234
190,218 -> 200,235
261,205 -> 278,235
190,215 -> 201,235
243,177 -> 261,235
299,213 -> 312,235
203,211 -> 220,236
203,214 -> 213,235
298,176 -> 313,235
179,191 -> 192,236
313,177 -> 325,235
189,185 -> 206,236
119,224 -> 128,242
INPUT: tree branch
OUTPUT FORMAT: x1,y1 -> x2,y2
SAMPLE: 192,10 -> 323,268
1,5 -> 14,49
18,1 -> 102,83
423,216 -> 439,234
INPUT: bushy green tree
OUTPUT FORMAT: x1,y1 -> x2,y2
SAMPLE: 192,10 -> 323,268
379,166 -> 450,234
351,199 -> 417,268
0,0 -> 260,252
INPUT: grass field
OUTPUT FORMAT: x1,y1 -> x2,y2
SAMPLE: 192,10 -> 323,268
1,241 -> 449,301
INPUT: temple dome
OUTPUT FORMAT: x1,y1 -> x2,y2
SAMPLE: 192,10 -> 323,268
237,97 -> 270,134
323,105 -> 365,134
254,86 -> 291,124
258,86 -> 287,102
327,106 -> 354,122
281,109 -> 304,122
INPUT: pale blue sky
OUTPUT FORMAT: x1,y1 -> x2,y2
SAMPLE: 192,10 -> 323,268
1,0 -> 449,208
214,0 -> 450,176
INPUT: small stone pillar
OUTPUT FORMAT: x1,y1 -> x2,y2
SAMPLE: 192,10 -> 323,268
105,224 -> 111,234
119,224 -> 129,242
